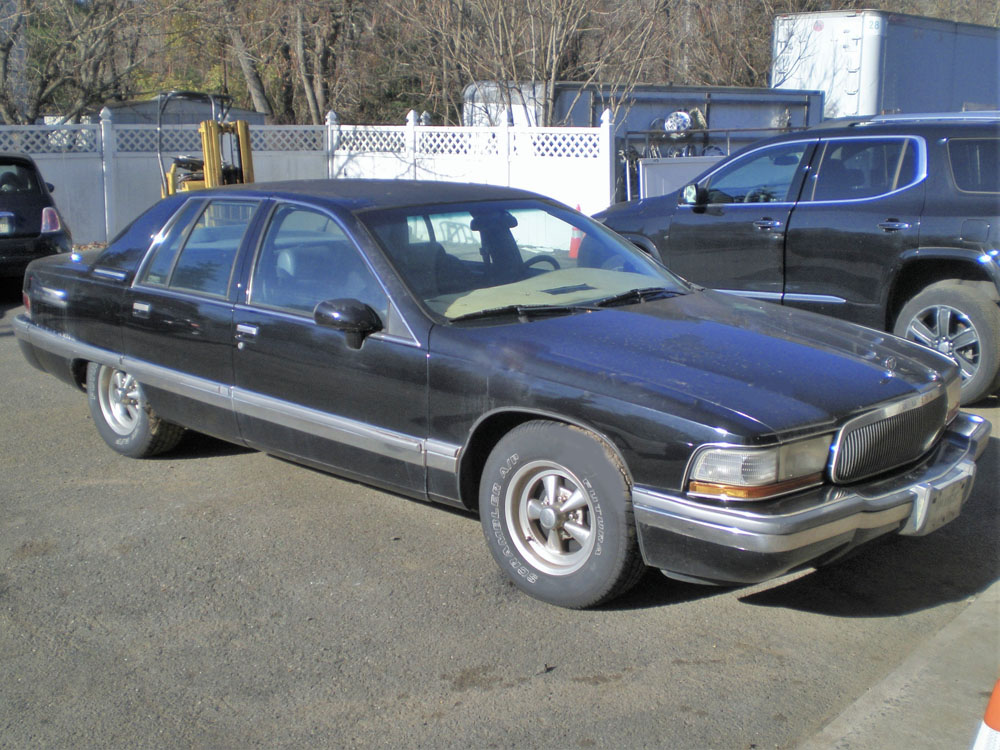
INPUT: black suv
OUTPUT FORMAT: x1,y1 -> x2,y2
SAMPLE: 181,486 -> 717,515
0,152 -> 72,282
596,113 -> 1000,404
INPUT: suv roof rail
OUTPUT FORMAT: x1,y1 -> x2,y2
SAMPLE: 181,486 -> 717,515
855,111 -> 1000,126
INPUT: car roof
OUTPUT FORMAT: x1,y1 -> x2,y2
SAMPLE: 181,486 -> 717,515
201,179 -> 546,213
0,152 -> 40,166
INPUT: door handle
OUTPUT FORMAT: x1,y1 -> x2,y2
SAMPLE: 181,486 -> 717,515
753,219 -> 783,230
132,301 -> 151,319
235,323 -> 259,339
878,220 -> 911,232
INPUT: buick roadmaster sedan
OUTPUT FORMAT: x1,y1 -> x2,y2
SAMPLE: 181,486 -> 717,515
14,180 -> 991,608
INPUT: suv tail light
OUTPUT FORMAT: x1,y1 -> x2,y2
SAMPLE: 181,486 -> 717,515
41,207 -> 61,233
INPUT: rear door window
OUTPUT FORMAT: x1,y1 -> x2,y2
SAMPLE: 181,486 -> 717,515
138,199 -> 257,297
805,137 -> 922,201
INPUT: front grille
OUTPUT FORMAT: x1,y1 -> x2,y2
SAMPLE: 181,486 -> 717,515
832,390 -> 947,483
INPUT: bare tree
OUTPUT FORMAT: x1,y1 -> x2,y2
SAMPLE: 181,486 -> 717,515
0,0 -> 177,123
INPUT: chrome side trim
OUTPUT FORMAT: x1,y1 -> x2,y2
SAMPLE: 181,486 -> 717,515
425,439 -> 461,474
121,357 -> 233,411
716,289 -> 847,304
14,317 -> 459,473
232,388 -> 426,466
13,316 -> 119,368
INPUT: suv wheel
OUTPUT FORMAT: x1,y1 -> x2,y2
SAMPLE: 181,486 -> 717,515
893,281 -> 1000,404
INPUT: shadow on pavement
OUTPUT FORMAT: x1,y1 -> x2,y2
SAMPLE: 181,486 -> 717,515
740,436 -> 999,617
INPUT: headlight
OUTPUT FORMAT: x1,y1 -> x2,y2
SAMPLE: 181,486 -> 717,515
688,434 -> 833,501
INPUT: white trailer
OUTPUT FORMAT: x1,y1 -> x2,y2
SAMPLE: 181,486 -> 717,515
771,10 -> 1000,118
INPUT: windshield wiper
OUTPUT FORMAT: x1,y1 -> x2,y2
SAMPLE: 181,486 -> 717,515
450,303 -> 599,323
594,286 -> 685,308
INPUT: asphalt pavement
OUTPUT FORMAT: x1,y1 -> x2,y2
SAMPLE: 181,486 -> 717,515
2,284 -> 998,749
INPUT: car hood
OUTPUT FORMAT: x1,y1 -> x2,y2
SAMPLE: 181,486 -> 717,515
436,290 -> 952,438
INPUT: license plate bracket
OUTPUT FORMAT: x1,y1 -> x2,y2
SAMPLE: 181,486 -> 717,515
901,461 -> 975,536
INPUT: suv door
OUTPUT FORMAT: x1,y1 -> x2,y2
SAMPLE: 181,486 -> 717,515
783,135 -> 925,328
666,139 -> 816,297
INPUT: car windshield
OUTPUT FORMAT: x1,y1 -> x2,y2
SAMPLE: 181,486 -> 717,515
361,199 -> 686,320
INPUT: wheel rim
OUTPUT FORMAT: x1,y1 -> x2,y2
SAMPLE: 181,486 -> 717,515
504,460 -> 596,576
97,367 -> 141,436
902,304 -> 981,382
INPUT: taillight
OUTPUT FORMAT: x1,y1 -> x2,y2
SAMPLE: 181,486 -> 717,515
22,290 -> 31,317
41,207 -> 61,233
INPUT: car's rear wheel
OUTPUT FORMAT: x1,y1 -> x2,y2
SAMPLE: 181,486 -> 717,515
479,420 -> 645,608
893,281 -> 1000,404
86,362 -> 185,457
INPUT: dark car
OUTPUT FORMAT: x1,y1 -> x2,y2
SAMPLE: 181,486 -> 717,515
0,153 -> 72,280
13,180 -> 990,608
596,113 -> 1000,404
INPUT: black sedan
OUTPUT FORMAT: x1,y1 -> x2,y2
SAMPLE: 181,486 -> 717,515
14,180 -> 991,608
0,152 -> 72,279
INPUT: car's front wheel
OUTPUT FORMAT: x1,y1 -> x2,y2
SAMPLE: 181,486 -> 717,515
479,420 -> 645,608
894,281 -> 1000,405
86,362 -> 185,457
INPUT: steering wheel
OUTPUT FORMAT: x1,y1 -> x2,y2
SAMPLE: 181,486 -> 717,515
524,255 -> 561,271
743,188 -> 772,203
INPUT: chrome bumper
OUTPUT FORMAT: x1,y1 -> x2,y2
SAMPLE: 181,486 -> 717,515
632,412 -> 991,584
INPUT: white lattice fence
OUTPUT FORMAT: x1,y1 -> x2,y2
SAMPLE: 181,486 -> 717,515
0,125 -> 98,154
0,109 -> 616,243
335,126 -> 407,154
251,126 -> 324,152
511,129 -> 604,158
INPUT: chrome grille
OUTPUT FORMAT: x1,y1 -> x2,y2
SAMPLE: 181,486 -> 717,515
832,390 -> 947,483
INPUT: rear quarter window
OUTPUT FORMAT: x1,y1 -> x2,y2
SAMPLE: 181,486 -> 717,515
948,138 -> 1000,194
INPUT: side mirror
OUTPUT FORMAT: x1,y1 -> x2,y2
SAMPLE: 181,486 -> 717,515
46,182 -> 55,192
679,183 -> 706,206
314,298 -> 382,349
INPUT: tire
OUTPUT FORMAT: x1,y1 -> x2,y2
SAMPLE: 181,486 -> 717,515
86,362 -> 185,457
479,420 -> 645,608
893,281 -> 1000,405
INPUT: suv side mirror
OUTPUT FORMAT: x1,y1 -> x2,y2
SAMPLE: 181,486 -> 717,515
679,183 -> 706,206
314,298 -> 382,349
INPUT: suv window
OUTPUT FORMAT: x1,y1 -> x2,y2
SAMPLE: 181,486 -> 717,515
250,204 -> 388,318
948,138 -> 1000,193
807,137 -> 920,201
702,142 -> 810,204
139,199 -> 255,297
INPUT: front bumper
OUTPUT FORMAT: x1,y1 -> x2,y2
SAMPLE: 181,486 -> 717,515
632,412 -> 991,585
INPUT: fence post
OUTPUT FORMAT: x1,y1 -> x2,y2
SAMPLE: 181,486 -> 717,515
325,110 -> 339,179
600,109 -> 616,209
499,115 -> 511,187
406,110 -> 419,179
99,107 -> 115,243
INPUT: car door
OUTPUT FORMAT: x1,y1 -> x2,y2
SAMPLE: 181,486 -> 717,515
123,197 -> 261,440
783,135 -> 925,328
232,202 -> 428,496
664,139 -> 816,298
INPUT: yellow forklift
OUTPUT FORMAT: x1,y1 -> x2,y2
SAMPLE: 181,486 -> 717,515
156,91 -> 255,198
